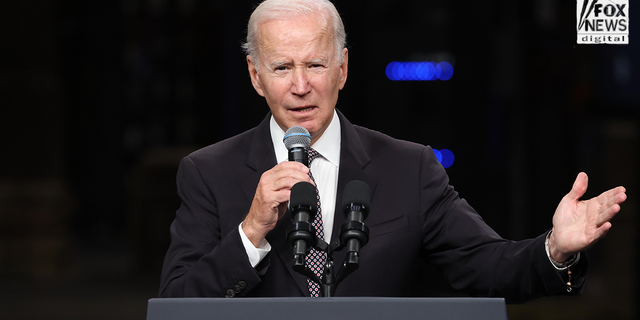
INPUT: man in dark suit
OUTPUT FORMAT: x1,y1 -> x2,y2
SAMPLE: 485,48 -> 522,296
159,0 -> 627,301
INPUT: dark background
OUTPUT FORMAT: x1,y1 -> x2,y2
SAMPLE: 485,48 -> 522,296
0,0 -> 637,319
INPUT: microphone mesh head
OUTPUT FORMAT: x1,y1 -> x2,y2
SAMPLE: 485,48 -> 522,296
283,126 -> 311,149
289,182 -> 318,213
341,180 -> 371,208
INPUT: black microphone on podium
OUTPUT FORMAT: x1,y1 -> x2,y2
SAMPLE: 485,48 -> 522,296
287,182 -> 318,272
340,180 -> 371,266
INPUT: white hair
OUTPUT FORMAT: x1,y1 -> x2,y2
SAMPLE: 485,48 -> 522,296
242,0 -> 347,73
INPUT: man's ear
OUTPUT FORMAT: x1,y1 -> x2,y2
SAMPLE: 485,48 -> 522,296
247,55 -> 265,97
338,48 -> 348,90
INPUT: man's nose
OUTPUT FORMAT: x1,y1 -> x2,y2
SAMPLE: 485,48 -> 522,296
290,68 -> 311,96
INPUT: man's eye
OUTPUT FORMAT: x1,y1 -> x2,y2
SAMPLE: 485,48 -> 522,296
275,66 -> 287,71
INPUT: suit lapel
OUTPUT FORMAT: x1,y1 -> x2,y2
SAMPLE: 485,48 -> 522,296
241,113 -> 276,204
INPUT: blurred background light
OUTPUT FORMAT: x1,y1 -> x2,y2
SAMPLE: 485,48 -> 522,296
386,61 -> 454,81
435,62 -> 454,81
433,148 -> 443,163
433,148 -> 455,168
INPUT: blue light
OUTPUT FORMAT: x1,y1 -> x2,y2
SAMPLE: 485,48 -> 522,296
440,149 -> 455,168
433,149 -> 443,163
392,62 -> 404,81
407,62 -> 418,80
432,148 -> 455,168
401,62 -> 411,80
416,62 -> 435,81
385,62 -> 399,81
435,62 -> 454,81
385,62 -> 395,80
386,61 -> 454,81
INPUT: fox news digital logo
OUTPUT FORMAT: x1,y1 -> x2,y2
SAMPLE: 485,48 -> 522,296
577,0 -> 629,44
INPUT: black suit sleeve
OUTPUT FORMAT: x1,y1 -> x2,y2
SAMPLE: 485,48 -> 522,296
159,156 -> 267,297
417,146 -> 588,303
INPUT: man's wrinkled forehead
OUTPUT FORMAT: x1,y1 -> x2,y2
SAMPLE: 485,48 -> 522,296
255,14 -> 333,52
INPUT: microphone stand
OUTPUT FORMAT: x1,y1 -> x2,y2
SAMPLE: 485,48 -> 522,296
289,180 -> 370,297
292,232 -> 367,297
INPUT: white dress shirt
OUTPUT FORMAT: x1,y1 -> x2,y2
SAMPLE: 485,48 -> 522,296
239,111 -> 341,267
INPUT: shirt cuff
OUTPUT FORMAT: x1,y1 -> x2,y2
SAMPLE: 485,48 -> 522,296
544,230 -> 580,270
239,223 -> 271,268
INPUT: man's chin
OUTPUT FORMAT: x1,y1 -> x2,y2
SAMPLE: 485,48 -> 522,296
282,119 -> 317,132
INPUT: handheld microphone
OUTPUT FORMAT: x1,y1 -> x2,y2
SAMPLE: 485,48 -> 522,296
340,180 -> 371,265
287,181 -> 318,270
283,126 -> 311,166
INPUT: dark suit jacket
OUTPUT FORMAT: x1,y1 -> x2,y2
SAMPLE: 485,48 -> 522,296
159,110 -> 587,302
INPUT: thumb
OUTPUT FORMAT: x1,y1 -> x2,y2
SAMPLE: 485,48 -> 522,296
565,172 -> 588,202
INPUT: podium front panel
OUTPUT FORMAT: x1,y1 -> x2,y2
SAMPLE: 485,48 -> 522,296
147,297 -> 507,320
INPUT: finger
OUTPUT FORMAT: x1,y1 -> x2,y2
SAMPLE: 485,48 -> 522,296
263,165 -> 310,186
611,186 -> 627,204
565,172 -> 588,202
595,203 -> 621,226
595,186 -> 627,206
594,221 -> 612,240
275,161 -> 310,174
602,191 -> 627,212
273,165 -> 312,186
272,189 -> 293,206
272,170 -> 313,189
277,201 -> 289,218
254,183 -> 290,206
592,188 -> 627,226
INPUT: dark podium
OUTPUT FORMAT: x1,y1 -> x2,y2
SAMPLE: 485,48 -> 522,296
146,297 -> 508,320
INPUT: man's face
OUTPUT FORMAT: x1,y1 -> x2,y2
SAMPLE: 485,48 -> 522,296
247,14 -> 348,144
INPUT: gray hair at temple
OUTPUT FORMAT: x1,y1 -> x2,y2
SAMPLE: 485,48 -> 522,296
242,0 -> 347,73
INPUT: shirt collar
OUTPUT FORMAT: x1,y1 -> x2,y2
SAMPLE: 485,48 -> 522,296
270,110 -> 341,167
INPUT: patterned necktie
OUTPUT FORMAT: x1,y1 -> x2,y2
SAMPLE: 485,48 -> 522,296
306,147 -> 326,297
